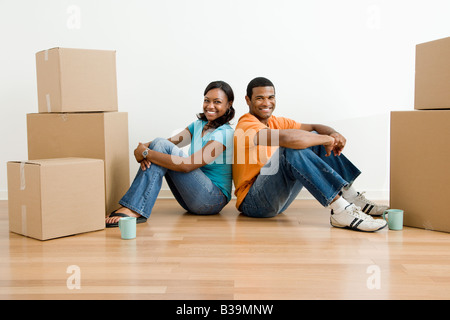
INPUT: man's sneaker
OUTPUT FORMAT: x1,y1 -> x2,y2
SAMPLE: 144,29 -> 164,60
330,203 -> 387,232
345,191 -> 388,216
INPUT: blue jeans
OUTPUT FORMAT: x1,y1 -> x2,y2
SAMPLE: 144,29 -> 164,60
119,138 -> 228,218
239,145 -> 361,218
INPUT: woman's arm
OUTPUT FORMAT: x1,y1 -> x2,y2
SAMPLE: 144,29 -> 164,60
134,128 -> 193,165
136,140 -> 226,173
167,127 -> 193,148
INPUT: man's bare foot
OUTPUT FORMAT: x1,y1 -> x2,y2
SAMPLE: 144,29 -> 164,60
105,206 -> 143,225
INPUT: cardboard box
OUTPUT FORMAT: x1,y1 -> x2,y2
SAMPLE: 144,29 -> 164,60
7,158 -> 105,240
36,47 -> 118,113
27,112 -> 130,215
415,37 -> 450,110
390,110 -> 450,233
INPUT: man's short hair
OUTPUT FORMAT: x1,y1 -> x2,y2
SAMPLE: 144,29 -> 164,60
246,77 -> 275,99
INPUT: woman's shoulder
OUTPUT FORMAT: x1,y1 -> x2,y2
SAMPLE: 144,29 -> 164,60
188,119 -> 206,131
216,122 -> 234,131
215,123 -> 234,137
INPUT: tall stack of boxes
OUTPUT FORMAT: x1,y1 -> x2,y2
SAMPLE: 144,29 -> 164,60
7,47 -> 130,240
390,37 -> 450,233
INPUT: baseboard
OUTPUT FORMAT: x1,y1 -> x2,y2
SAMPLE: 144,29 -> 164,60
0,189 -> 389,201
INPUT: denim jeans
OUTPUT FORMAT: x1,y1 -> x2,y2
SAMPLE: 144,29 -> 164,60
239,144 -> 361,218
119,138 -> 228,218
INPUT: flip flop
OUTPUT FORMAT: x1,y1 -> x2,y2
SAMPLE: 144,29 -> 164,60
105,210 -> 148,228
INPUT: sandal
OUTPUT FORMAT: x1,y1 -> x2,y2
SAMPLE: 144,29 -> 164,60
105,210 -> 148,228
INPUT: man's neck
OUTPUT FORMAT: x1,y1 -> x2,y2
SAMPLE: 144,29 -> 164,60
249,112 -> 270,126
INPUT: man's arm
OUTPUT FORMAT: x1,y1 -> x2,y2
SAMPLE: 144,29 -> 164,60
254,128 -> 336,156
299,123 -> 346,156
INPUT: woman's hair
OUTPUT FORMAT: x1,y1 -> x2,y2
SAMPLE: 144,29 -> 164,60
197,80 -> 235,129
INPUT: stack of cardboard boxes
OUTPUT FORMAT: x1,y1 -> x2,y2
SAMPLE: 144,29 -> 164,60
390,37 -> 450,233
7,48 -> 130,240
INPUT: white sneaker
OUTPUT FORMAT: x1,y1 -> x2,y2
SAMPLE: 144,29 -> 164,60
330,203 -> 387,232
346,191 -> 388,216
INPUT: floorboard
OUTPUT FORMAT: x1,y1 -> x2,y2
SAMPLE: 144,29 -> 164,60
1,199 -> 450,300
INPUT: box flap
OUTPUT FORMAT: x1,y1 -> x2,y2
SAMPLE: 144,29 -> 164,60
35,47 -> 60,55
8,160 -> 42,166
8,158 -> 103,167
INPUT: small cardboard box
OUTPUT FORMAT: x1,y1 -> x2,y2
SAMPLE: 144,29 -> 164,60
27,112 -> 130,215
7,158 -> 105,240
36,47 -> 118,113
390,110 -> 450,233
415,37 -> 450,110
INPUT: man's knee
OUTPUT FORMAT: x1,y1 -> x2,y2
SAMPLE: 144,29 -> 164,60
283,146 -> 316,162
240,204 -> 279,218
242,210 -> 278,218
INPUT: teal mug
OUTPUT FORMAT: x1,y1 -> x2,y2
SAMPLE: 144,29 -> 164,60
118,217 -> 136,239
382,209 -> 403,231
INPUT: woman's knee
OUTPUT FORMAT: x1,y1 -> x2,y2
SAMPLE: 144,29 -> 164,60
149,138 -> 175,153
188,200 -> 225,215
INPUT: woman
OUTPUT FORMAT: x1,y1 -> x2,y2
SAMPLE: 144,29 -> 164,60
106,81 -> 235,227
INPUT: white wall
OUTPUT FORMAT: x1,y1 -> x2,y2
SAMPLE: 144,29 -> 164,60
1,0 -> 449,200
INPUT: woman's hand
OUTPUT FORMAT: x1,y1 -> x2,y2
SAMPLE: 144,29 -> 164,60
134,142 -> 150,163
134,142 -> 152,171
140,158 -> 151,171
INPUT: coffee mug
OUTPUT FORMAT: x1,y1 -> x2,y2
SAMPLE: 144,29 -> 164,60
118,217 -> 136,239
382,209 -> 403,230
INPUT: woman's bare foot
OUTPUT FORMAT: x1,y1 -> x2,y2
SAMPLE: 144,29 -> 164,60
105,206 -> 143,224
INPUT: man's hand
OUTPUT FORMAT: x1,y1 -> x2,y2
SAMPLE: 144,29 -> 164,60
323,136 -> 336,157
329,132 -> 346,156
297,124 -> 346,156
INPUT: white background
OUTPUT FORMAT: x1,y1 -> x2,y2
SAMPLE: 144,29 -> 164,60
1,0 -> 449,200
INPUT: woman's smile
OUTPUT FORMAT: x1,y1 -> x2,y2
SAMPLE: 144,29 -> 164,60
203,88 -> 230,121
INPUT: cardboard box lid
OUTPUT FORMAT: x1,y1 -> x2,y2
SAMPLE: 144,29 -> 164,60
36,47 -> 117,54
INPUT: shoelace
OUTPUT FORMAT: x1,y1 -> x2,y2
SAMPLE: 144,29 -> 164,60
356,191 -> 376,206
346,204 -> 374,221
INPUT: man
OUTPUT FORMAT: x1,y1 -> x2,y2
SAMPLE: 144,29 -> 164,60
232,77 -> 388,232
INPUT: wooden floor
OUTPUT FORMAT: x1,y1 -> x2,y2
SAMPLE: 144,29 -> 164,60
1,199 -> 450,300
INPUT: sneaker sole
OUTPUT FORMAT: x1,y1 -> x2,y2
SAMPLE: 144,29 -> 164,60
330,216 -> 387,232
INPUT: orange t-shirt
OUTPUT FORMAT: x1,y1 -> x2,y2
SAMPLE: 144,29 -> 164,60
232,113 -> 301,209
